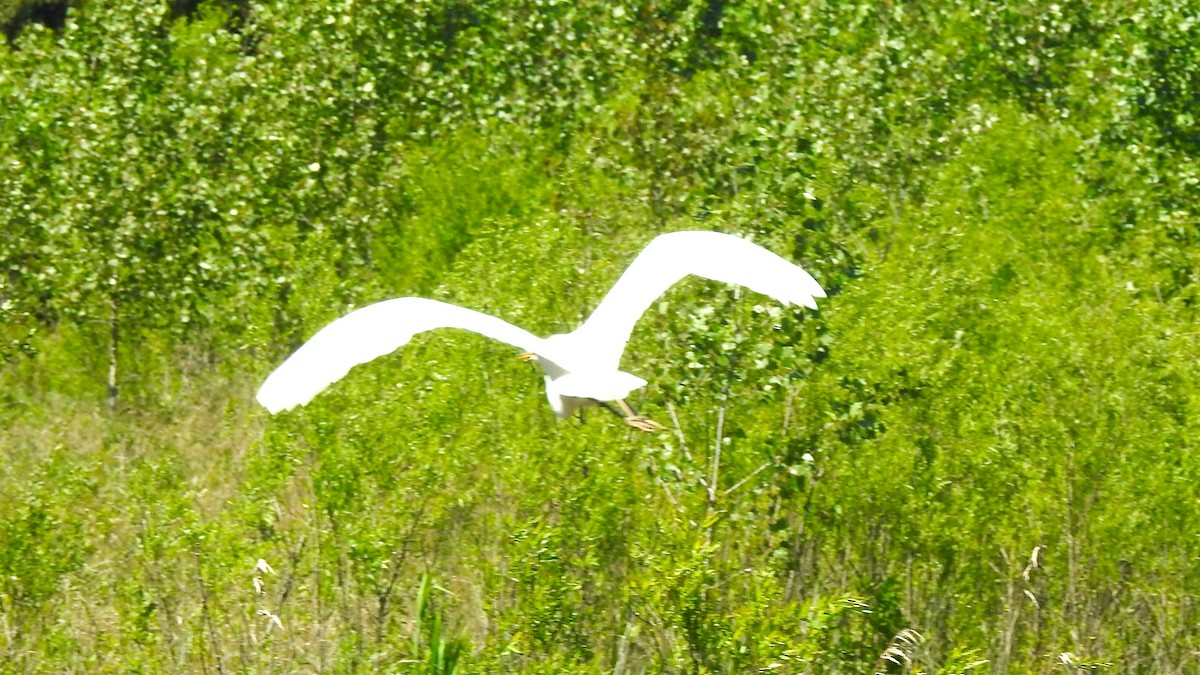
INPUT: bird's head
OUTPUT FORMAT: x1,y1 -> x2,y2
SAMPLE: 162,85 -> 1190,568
516,349 -> 569,379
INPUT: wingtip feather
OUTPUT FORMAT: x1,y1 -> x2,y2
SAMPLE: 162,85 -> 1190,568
255,363 -> 330,414
255,381 -> 303,414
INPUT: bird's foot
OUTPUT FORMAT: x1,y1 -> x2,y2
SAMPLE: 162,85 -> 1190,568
624,416 -> 666,432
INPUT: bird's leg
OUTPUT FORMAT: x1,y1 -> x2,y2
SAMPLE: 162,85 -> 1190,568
595,399 -> 664,432
615,399 -> 665,433
597,400 -> 626,419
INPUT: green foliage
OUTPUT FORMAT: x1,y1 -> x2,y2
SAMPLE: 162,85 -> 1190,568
3,0 -> 1200,671
414,574 -> 467,674
0,450 -> 93,618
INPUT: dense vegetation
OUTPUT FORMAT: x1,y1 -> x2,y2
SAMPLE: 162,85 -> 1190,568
2,0 -> 1200,671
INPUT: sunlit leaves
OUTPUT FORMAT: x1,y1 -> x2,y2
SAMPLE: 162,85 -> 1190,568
2,0 -> 1200,671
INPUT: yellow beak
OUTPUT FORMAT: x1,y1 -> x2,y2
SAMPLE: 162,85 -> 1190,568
517,351 -> 536,361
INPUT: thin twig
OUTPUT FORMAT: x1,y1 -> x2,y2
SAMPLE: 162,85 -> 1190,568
666,402 -> 693,462
273,534 -> 307,621
377,501 -> 429,641
661,481 -> 678,507
782,387 -> 795,434
708,394 -> 727,507
723,462 -> 771,497
106,296 -> 119,414
192,545 -> 224,675
708,286 -> 741,507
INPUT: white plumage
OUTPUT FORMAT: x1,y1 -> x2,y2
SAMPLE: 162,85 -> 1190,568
256,231 -> 825,430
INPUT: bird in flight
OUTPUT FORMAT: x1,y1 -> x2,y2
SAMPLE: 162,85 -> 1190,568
256,231 -> 825,431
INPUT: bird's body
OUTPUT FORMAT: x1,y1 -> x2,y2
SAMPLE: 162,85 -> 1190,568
256,231 -> 825,430
527,345 -> 647,419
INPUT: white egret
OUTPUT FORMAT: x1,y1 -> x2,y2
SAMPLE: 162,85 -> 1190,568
256,231 -> 825,431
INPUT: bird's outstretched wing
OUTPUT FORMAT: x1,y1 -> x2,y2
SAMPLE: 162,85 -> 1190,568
257,298 -> 549,413
565,231 -> 826,370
